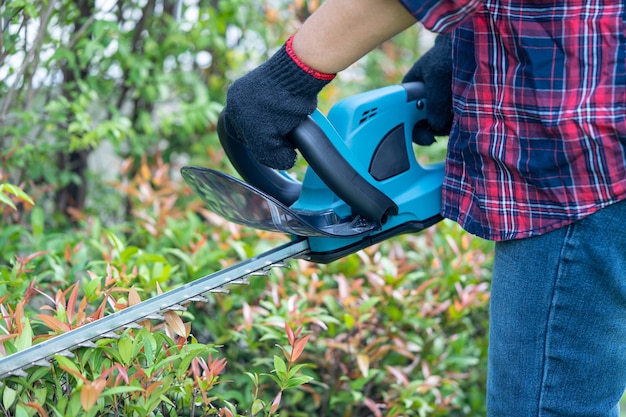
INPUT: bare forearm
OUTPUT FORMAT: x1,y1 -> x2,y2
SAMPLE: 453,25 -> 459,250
292,0 -> 417,74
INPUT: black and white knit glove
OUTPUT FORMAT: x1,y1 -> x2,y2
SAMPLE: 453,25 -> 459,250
223,36 -> 335,170
403,34 -> 453,146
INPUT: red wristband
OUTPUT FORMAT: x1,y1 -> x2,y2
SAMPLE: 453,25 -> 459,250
285,35 -> 336,81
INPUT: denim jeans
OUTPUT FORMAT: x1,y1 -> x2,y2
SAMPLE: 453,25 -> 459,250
487,199 -> 626,416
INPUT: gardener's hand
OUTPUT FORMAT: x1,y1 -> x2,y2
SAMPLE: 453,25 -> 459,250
403,34 -> 453,146
223,36 -> 335,170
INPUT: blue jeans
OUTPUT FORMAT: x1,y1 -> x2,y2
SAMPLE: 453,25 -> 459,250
488,199 -> 626,416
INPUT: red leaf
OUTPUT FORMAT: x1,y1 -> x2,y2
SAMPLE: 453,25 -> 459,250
15,302 -> 24,334
270,391 -> 282,414
52,290 -> 62,312
164,310 -> 187,338
363,398 -> 383,417
128,288 -> 141,306
91,294 -> 110,320
290,335 -> 310,362
76,297 -> 88,325
21,250 -> 50,265
0,334 -> 17,344
385,365 -> 410,387
59,365 -> 88,383
219,408 -> 234,417
23,279 -> 37,304
242,302 -> 252,331
113,364 -> 130,385
67,283 -> 80,325
80,379 -> 106,412
208,355 -> 227,378
146,381 -> 164,397
24,401 -> 49,417
36,314 -> 71,333
191,358 -> 202,378
285,322 -> 295,345
64,244 -> 72,263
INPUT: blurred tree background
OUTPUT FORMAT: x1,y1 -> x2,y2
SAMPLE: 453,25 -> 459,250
0,1 -> 495,416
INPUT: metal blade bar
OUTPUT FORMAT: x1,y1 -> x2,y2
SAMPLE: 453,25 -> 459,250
0,238 -> 310,380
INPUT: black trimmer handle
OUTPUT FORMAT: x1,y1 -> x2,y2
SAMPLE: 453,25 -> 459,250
217,111 -> 397,223
217,112 -> 301,206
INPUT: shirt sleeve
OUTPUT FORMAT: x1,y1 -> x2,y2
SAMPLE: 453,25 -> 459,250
398,0 -> 483,33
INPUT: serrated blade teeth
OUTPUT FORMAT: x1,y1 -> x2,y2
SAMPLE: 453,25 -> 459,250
9,369 -> 28,377
166,304 -> 186,311
271,262 -> 289,269
209,287 -> 229,294
125,322 -> 142,329
76,341 -> 98,349
144,313 -> 164,320
32,359 -> 52,367
230,278 -> 249,285
101,331 -> 120,339
56,350 -> 74,358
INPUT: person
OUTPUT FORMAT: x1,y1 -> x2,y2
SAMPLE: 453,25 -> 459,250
222,0 -> 626,415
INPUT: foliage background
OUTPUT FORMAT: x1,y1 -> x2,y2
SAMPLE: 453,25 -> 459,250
0,0 -> 495,416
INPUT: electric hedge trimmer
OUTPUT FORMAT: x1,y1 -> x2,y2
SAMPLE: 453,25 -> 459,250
0,81 -> 444,380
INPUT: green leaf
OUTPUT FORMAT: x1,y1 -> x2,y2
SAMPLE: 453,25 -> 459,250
28,366 -> 53,385
152,352 -> 183,371
142,332 -> 156,365
119,246 -> 140,264
30,206 -> 44,239
0,183 -> 34,205
273,355 -> 287,383
14,319 -> 33,351
84,275 -> 102,300
273,355 -> 287,374
15,404 -> 29,417
287,363 -> 309,378
251,398 -> 264,415
97,346 -> 123,364
245,372 -> 259,386
33,386 -> 47,405
104,230 -> 125,252
0,192 -> 16,210
55,355 -> 80,376
282,375 -> 314,390
136,252 -> 167,264
177,344 -> 210,377
67,391 -> 83,415
102,386 -> 144,397
358,296 -> 381,314
3,386 -> 17,409
343,313 -> 355,330
118,336 -> 133,366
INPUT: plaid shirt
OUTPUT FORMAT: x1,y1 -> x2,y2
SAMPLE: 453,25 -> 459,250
400,0 -> 626,241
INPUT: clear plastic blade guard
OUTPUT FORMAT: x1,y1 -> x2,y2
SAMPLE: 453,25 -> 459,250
181,166 -> 379,238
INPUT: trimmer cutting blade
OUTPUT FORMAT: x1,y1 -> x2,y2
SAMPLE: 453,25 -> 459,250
181,166 -> 379,237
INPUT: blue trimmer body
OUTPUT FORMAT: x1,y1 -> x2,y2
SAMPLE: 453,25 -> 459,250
182,82 -> 444,263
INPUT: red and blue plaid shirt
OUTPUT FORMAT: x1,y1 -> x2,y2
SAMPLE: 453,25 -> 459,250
400,0 -> 626,241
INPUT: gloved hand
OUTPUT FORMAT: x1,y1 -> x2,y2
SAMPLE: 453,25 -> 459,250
403,34 -> 453,146
223,36 -> 335,170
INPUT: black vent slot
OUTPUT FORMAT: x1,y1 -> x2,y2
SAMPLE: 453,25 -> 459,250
359,107 -> 378,124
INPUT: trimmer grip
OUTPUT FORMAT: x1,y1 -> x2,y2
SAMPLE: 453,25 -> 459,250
289,117 -> 397,223
217,111 -> 397,223
217,111 -> 301,206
